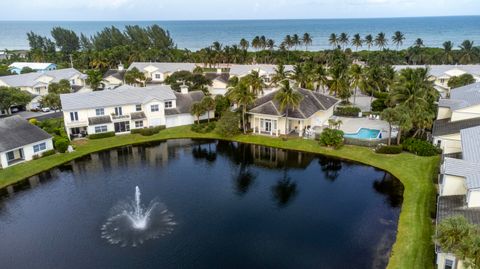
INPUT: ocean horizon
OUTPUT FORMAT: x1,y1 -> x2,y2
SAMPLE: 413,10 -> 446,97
0,16 -> 479,51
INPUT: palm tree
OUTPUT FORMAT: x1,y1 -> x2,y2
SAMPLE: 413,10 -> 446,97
239,38 -> 249,51
374,32 -> 388,50
266,39 -> 275,53
349,64 -> 363,104
245,70 -> 266,95
260,35 -> 267,51
274,80 -> 303,136
414,38 -> 424,48
392,31 -> 405,50
459,40 -> 476,64
292,34 -> 301,50
271,64 -> 288,86
364,34 -> 374,50
339,32 -> 349,49
435,216 -> 474,269
85,69 -> 103,90
226,80 -> 256,134
283,35 -> 293,61
201,96 -> 216,122
302,33 -> 313,51
290,64 -> 309,88
191,102 -> 206,124
380,107 -> 399,145
314,64 -> 329,93
328,33 -> 338,49
251,36 -> 260,51
351,33 -> 363,51
442,41 -> 454,64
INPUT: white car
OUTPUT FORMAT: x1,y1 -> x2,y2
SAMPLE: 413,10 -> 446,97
41,107 -> 51,112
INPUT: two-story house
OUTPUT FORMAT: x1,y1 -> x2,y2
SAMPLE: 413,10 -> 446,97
60,84 -> 210,140
229,64 -> 294,96
127,62 -> 197,83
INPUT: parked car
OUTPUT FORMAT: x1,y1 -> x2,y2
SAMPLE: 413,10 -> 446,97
10,107 -> 19,113
41,107 -> 51,112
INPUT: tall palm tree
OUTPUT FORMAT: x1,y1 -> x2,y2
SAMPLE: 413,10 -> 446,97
364,34 -> 373,50
267,39 -> 275,52
392,31 -> 405,50
290,64 -> 309,88
245,70 -> 266,95
435,216 -> 474,269
314,64 -> 329,93
190,102 -> 206,124
302,33 -> 313,51
442,41 -> 454,64
374,32 -> 388,50
252,36 -> 260,51
292,34 -> 301,50
201,96 -> 216,122
328,33 -> 338,49
349,64 -> 363,104
226,80 -> 256,134
274,80 -> 303,136
283,35 -> 293,61
339,33 -> 349,50
259,35 -> 267,51
271,64 -> 288,86
351,33 -> 363,51
414,38 -> 424,48
380,107 -> 399,145
239,38 -> 249,51
459,40 -> 476,64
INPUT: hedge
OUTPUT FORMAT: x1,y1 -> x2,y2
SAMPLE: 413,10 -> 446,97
334,106 -> 361,117
403,138 -> 441,156
89,131 -> 116,140
131,126 -> 166,136
191,122 -> 216,133
318,128 -> 344,148
375,144 -> 403,154
54,138 -> 70,153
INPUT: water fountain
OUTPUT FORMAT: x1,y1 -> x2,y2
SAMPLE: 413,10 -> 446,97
101,186 -> 176,247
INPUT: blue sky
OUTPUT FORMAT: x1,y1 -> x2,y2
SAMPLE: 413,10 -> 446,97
3,0 -> 480,20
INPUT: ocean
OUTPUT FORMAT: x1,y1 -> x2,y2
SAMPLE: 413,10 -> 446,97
0,16 -> 479,51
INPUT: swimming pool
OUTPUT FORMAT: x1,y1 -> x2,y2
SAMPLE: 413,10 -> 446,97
344,128 -> 381,139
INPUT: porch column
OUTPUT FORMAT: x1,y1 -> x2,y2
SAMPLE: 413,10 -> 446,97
299,120 -> 304,137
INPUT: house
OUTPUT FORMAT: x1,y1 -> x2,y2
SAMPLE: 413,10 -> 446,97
0,116 -> 53,169
60,84 -> 210,140
205,73 -> 230,96
433,82 -> 480,154
0,68 -> 87,110
127,62 -> 197,83
8,62 -> 57,74
102,66 -> 126,90
248,88 -> 339,137
436,125 -> 480,269
394,65 -> 480,97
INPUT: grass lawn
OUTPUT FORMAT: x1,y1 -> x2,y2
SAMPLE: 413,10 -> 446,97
0,125 -> 439,269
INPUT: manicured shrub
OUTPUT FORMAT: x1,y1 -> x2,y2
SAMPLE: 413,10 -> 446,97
334,106 -> 361,117
371,99 -> 387,112
131,126 -> 165,136
29,118 -> 38,125
215,111 -> 240,137
54,138 -> 70,153
318,128 -> 344,148
375,144 -> 403,154
191,122 -> 216,133
41,149 -> 56,157
403,138 -> 441,156
89,131 -> 115,139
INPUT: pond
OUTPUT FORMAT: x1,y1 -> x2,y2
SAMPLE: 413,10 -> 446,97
0,139 -> 403,269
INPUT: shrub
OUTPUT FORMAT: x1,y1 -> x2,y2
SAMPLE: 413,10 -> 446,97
131,126 -> 165,136
29,118 -> 38,125
54,138 -> 70,153
403,138 -> 441,156
191,122 -> 216,133
371,99 -> 387,112
216,111 -> 240,137
375,144 -> 403,154
41,149 -> 56,157
89,131 -> 115,139
318,128 -> 344,148
373,91 -> 389,99
334,106 -> 361,117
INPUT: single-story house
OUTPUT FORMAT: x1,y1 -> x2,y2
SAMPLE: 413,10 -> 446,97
248,88 -> 339,136
0,116 -> 53,168
8,62 -> 57,74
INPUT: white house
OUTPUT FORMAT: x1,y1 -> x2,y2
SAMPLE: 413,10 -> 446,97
60,84 -> 210,140
433,82 -> 480,154
0,68 -> 87,110
0,116 -> 53,169
8,62 -> 57,74
102,68 -> 126,90
127,62 -> 198,83
205,73 -> 230,96
248,88 -> 339,137
436,125 -> 480,269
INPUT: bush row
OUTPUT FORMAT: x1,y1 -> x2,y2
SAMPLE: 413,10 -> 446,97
334,106 -> 361,117
191,122 -> 216,133
89,131 -> 116,139
131,126 -> 166,136
403,138 -> 441,156
375,144 -> 403,154
318,128 -> 344,148
32,149 -> 56,160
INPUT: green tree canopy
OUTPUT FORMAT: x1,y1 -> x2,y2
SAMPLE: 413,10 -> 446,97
447,74 -> 476,89
0,87 -> 32,114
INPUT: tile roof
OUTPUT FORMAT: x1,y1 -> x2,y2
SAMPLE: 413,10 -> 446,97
0,68 -> 84,87
248,88 -> 339,119
127,62 -> 197,73
60,85 -> 176,111
432,117 -> 480,137
437,195 -> 480,225
165,91 -> 205,115
0,116 -> 52,152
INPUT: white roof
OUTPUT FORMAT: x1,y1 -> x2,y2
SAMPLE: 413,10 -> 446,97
60,84 -> 176,111
438,82 -> 480,110
127,62 -> 197,73
393,65 -> 480,79
229,64 -> 294,77
8,62 -> 54,70
0,68 -> 84,87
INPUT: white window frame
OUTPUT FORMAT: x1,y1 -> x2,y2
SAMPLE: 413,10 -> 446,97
165,101 -> 173,108
151,104 -> 159,112
135,121 -> 143,128
94,125 -> 108,133
135,104 -> 142,111
33,142 -> 47,153
155,73 -> 161,79
114,107 -> 123,116
95,108 -> 105,116
70,111 -> 78,121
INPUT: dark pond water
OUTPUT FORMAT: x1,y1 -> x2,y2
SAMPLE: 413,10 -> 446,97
0,139 -> 403,269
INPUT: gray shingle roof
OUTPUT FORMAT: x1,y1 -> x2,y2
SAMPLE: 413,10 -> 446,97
103,69 -> 126,81
127,62 -> 197,73
205,73 -> 229,83
248,88 -> 339,119
461,126 -> 480,163
60,85 -> 176,111
443,157 -> 480,189
0,68 -> 84,87
165,91 -> 205,116
229,64 -> 294,77
0,116 -> 52,152
437,195 -> 480,225
433,117 -> 480,137
88,116 -> 112,125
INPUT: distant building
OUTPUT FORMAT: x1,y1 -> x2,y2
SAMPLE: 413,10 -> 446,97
0,116 -> 53,168
102,65 -> 126,90
127,62 -> 198,83
8,62 -> 57,74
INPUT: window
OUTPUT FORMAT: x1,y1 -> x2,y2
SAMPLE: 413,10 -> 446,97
95,108 -> 104,116
151,104 -> 159,112
70,79 -> 75,85
94,125 -> 108,133
70,112 -> 78,121
135,121 -> 143,128
155,74 -> 161,79
165,101 -> 173,108
114,107 -> 123,116
444,259 -> 454,269
135,104 -> 142,111
33,142 -> 46,153
6,151 -> 15,161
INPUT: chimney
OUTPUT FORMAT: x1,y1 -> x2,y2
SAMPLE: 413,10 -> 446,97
180,84 -> 189,94
118,63 -> 124,71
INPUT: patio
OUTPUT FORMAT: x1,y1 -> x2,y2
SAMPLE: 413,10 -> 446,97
333,116 -> 394,138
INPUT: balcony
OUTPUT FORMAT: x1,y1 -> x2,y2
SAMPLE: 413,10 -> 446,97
111,114 -> 130,121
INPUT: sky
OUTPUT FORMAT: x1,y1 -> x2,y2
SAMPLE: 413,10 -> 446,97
2,0 -> 480,20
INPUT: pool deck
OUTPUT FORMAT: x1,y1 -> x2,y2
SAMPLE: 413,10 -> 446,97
334,116 -> 395,139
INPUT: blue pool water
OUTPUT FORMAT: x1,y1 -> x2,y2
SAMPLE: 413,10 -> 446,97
344,128 -> 381,139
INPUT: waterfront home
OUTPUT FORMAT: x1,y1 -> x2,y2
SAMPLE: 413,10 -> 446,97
248,88 -> 339,137
60,84 -> 210,140
127,62 -> 197,83
0,68 -> 87,110
102,64 -> 126,90
394,65 -> 480,97
432,82 -> 480,154
8,62 -> 57,74
0,116 -> 53,169
436,125 -> 480,269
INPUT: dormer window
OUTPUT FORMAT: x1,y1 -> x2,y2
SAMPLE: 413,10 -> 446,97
165,101 -> 173,108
